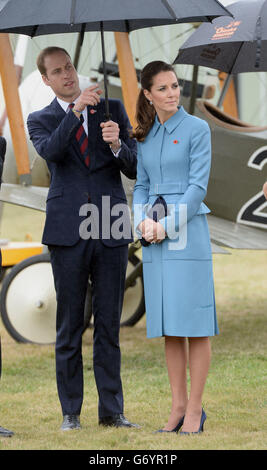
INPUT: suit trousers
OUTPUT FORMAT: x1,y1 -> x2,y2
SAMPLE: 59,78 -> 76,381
49,238 -> 128,418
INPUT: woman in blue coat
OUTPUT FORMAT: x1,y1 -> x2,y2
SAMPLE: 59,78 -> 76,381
133,61 -> 219,434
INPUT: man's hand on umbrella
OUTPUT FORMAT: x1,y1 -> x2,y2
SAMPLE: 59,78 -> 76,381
74,85 -> 102,111
100,121 -> 121,152
263,181 -> 267,200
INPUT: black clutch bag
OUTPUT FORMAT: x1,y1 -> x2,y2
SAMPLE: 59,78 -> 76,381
140,195 -> 168,247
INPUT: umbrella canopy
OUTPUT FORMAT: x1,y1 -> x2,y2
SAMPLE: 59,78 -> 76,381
0,0 -> 232,118
174,0 -> 267,74
0,0 -> 232,35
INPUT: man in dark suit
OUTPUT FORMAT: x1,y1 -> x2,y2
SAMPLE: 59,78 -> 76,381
0,136 -> 14,437
27,47 -> 138,431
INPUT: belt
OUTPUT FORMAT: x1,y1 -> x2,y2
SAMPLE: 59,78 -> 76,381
149,182 -> 188,196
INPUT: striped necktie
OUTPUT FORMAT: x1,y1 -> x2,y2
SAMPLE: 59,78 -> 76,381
68,103 -> 90,167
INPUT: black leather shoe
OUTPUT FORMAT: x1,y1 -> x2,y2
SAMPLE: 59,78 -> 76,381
99,414 -> 140,428
60,415 -> 81,431
0,425 -> 14,437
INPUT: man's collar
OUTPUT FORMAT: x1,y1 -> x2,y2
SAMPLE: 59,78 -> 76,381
57,95 -> 80,113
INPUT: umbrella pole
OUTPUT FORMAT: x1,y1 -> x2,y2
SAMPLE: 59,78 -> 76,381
100,22 -> 111,120
73,24 -> 86,70
217,74 -> 232,108
189,65 -> 199,115
73,33 -> 83,70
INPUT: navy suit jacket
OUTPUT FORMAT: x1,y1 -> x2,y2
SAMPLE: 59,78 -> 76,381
27,98 -> 137,247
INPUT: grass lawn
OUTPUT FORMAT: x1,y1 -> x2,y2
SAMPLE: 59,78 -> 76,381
0,204 -> 266,452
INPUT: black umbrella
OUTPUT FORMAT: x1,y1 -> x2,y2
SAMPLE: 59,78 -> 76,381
0,0 -> 232,117
174,0 -> 267,74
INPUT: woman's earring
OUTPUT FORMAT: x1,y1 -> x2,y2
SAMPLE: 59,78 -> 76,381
149,101 -> 153,105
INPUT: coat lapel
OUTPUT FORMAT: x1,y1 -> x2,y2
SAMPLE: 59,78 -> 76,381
50,97 -> 66,123
50,98 -> 106,171
51,98 -> 91,171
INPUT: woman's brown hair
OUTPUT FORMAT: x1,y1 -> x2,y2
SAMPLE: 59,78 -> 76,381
133,61 -> 178,142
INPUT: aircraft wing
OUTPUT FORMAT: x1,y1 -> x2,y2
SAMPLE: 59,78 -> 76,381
207,214 -> 267,250
0,183 -> 47,212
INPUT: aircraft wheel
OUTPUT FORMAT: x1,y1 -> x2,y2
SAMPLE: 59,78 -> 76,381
0,253 -> 57,344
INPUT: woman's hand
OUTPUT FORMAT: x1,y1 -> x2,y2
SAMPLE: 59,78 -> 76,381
138,219 -> 166,243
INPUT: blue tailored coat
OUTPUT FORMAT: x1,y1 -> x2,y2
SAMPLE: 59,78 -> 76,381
133,106 -> 219,338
